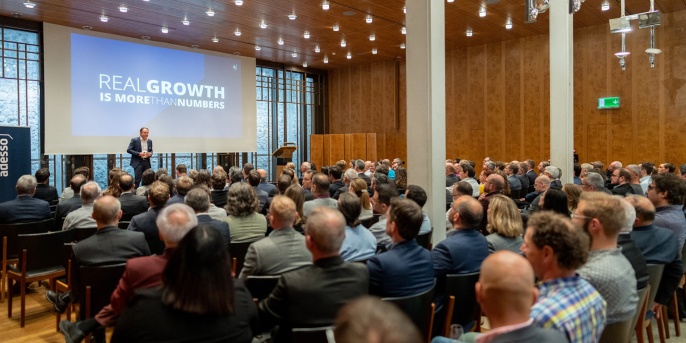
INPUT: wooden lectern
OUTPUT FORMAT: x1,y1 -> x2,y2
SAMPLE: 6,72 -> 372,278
273,145 -> 297,177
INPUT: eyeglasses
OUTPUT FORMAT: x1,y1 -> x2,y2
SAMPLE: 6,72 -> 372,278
571,213 -> 592,220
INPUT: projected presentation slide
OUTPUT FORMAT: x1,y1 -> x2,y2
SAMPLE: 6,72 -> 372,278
71,34 -> 241,138
44,23 -> 256,154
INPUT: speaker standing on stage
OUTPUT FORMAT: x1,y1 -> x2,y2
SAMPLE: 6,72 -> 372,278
127,127 -> 153,187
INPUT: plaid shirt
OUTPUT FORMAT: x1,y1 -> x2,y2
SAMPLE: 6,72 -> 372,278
531,276 -> 606,343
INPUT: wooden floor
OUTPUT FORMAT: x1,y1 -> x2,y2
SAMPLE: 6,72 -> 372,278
0,283 -> 112,343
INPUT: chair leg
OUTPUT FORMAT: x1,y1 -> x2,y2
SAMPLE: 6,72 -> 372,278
656,315 -> 666,343
672,293 -> 681,337
661,306 -> 670,338
647,322 -> 655,343
20,278 -> 25,328
7,278 -> 12,318
636,324 -> 645,343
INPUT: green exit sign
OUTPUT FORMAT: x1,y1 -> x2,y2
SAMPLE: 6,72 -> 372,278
598,97 -> 620,109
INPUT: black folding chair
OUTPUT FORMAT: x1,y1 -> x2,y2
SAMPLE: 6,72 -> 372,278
245,275 -> 281,302
229,241 -> 255,276
416,227 -> 433,250
442,272 -> 481,336
383,282 -> 436,342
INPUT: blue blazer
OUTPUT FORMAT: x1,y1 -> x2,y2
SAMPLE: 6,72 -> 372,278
127,137 -> 153,168
0,195 -> 51,224
367,239 -> 434,297
432,228 -> 489,277
197,214 -> 231,246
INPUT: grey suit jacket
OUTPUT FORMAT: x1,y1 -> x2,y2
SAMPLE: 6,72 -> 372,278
239,227 -> 311,279
303,197 -> 338,217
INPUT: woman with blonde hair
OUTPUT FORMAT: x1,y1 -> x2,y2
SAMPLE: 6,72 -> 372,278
349,178 -> 373,220
562,183 -> 582,213
485,194 -> 523,253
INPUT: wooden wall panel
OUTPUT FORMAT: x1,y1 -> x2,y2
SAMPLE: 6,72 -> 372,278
344,134 -> 353,163
485,42 -> 505,159
322,134 -> 331,167
349,133 -> 367,160
310,135 -> 324,172
326,10 -> 686,169
366,133 -> 377,162
329,134 -> 345,166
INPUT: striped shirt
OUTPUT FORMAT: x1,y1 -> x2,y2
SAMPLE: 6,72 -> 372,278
531,276 -> 606,343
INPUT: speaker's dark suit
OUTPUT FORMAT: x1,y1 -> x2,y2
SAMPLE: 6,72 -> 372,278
54,194 -> 83,229
0,195 -> 51,224
258,256 -> 368,342
127,137 -> 153,187
119,192 -> 149,221
33,184 -> 58,204
197,214 -> 231,246
72,226 -> 150,300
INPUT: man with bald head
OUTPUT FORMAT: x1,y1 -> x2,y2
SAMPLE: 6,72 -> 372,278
47,195 -> 150,315
59,203 -> 198,342
118,173 -> 149,219
256,168 -> 278,197
522,211 -> 606,342
479,173 -> 505,234
627,194 -> 684,316
434,251 -> 567,342
54,174 -> 88,229
258,207 -> 368,341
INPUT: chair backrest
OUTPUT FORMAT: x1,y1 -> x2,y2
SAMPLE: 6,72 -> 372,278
117,221 -> 130,230
79,263 -> 127,318
245,275 -> 281,301
646,264 -> 665,304
291,326 -> 335,343
416,227 -> 433,250
0,218 -> 54,260
629,285 -> 650,339
73,227 -> 97,242
599,315 -> 635,343
382,283 -> 435,340
229,241 -> 254,276
360,214 -> 381,229
445,272 -> 481,327
16,229 -> 75,272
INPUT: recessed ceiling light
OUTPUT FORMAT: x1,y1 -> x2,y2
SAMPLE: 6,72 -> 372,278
82,25 -> 93,30
235,0 -> 244,6
601,2 -> 610,10
479,7 -> 487,17
372,48 -> 377,54
278,38 -> 284,45
292,52 -> 298,58
400,43 -> 406,49
118,5 -> 128,13
182,18 -> 190,25
505,19 -> 513,29
191,44 -> 199,48
304,31 -> 310,39
255,45 -> 261,51
206,9 -> 215,16
315,45 -> 321,53
466,28 -> 473,37
322,1 -> 330,10
403,6 -> 406,14
288,12 -> 297,20
340,39 -> 346,47
347,52 -> 352,59
259,20 -> 268,29
23,1 -> 36,8
324,56 -> 329,63
234,28 -> 241,36
100,15 -> 109,22
303,62 -> 308,67
447,0 -> 455,2
161,26 -> 168,34
212,36 -> 218,43
333,24 -> 340,31
369,34 -> 375,41
366,15 -> 373,24
401,26 -> 407,34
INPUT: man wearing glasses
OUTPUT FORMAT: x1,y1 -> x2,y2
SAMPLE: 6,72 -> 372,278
572,192 -> 638,325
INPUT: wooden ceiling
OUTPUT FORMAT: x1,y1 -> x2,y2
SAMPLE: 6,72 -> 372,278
1,0 -> 683,69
